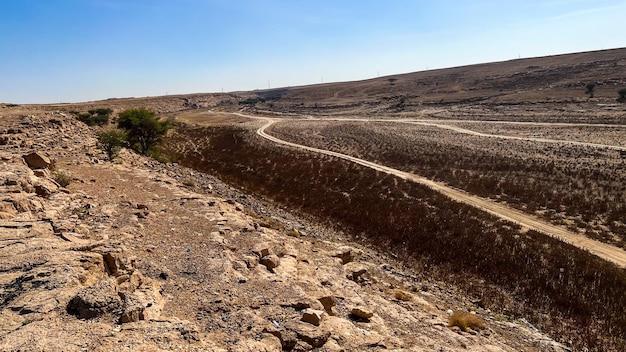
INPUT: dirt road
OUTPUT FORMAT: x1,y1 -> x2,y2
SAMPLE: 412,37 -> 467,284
232,113 -> 626,267
294,116 -> 626,151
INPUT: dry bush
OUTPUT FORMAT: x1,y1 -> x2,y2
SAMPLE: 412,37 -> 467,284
448,310 -> 486,331
52,170 -> 72,187
285,229 -> 301,238
393,290 -> 412,301
257,215 -> 283,230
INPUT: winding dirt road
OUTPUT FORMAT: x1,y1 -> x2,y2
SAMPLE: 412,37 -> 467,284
232,112 -> 626,267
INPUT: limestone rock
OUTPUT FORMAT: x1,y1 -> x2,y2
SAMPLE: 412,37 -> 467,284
294,323 -> 331,348
318,296 -> 337,315
332,246 -> 354,264
67,279 -> 122,319
33,179 -> 58,197
260,254 -> 280,271
253,243 -> 271,258
350,307 -> 374,320
23,152 -> 51,169
301,309 -> 324,326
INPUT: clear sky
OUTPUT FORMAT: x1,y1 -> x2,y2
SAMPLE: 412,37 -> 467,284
1,0 -> 624,103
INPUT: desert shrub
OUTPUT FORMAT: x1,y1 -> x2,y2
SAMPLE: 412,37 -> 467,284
585,83 -> 596,98
285,229 -> 301,238
97,129 -> 127,161
448,310 -> 486,331
393,290 -> 412,301
73,108 -> 112,126
117,108 -> 171,155
239,97 -> 264,105
618,88 -> 626,103
52,170 -> 72,187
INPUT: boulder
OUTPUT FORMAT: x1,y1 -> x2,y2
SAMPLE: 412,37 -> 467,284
33,179 -> 58,197
67,279 -> 122,319
294,323 -> 331,348
318,296 -> 337,315
23,152 -> 51,169
119,292 -> 145,323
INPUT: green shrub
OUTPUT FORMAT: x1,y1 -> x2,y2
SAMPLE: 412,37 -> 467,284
618,88 -> 626,103
97,129 -> 127,161
73,108 -> 112,126
585,83 -> 596,98
117,108 -> 170,155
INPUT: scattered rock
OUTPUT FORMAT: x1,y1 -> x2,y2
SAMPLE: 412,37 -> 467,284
345,263 -> 368,283
294,323 -> 331,348
266,327 -> 298,349
253,243 -> 271,258
394,289 -> 412,301
301,309 -> 324,326
23,152 -> 50,169
318,296 -> 337,315
260,254 -> 280,271
332,246 -> 354,264
350,307 -> 374,320
67,279 -> 122,319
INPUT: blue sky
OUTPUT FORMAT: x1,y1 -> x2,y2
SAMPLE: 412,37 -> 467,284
1,0 -> 624,103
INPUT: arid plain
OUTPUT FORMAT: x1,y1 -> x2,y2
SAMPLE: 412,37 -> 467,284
2,48 -> 626,351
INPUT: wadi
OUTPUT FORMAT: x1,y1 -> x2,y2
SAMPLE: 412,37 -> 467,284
1,48 -> 626,351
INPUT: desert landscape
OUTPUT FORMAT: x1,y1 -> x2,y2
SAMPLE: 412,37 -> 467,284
2,48 -> 626,351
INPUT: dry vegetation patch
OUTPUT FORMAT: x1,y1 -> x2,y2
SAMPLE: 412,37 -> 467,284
270,120 -> 626,246
165,124 -> 626,351
448,310 -> 486,332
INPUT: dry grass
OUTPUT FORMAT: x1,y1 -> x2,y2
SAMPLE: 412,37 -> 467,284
52,170 -> 72,187
393,289 -> 412,301
448,310 -> 486,331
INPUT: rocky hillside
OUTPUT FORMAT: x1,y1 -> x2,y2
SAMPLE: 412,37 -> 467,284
0,106 -> 571,351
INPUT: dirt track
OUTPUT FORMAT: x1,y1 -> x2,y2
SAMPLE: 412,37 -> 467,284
230,112 -> 626,268
300,117 -> 626,151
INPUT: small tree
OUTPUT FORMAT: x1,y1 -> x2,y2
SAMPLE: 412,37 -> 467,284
117,108 -> 170,155
618,88 -> 626,103
585,83 -> 596,98
97,129 -> 127,161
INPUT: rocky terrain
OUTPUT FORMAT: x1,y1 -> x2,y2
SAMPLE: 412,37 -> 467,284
0,107 -> 572,350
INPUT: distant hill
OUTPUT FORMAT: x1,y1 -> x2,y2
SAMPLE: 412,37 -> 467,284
246,48 -> 626,114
